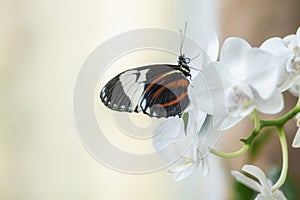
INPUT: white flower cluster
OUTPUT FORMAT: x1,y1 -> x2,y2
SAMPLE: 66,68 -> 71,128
153,27 -> 300,199
232,165 -> 287,200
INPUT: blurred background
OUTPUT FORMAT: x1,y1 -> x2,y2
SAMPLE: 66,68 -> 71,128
220,1 -> 300,199
1,0 -> 300,199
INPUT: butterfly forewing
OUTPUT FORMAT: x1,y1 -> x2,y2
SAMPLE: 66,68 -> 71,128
100,64 -> 190,118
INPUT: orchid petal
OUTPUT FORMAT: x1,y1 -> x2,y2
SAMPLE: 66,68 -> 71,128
190,71 -> 212,114
244,49 -> 278,99
198,115 -> 219,148
186,110 -> 199,139
260,184 -> 273,197
225,83 -> 253,107
280,78 -> 294,92
187,91 -> 207,133
153,118 -> 190,164
242,165 -> 269,188
260,37 -> 290,57
272,190 -> 288,200
213,62 -> 233,88
185,122 -> 197,142
224,84 -> 255,119
231,170 -> 261,192
234,165 -> 287,200
191,63 -> 226,114
289,81 -> 300,97
260,38 -> 293,91
297,27 -> 300,44
199,156 -> 210,176
174,140 -> 195,159
255,88 -> 284,114
278,66 -> 294,92
206,31 -> 219,62
173,161 -> 199,181
152,117 -> 184,151
220,37 -> 251,71
168,156 -> 195,173
218,114 -> 245,131
254,194 -> 265,200
168,161 -> 191,173
283,34 -> 298,50
292,128 -> 300,148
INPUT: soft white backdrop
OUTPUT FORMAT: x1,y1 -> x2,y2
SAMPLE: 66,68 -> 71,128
0,0 -> 228,199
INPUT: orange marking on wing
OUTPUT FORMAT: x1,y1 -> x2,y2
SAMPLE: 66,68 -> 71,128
152,79 -> 189,99
160,92 -> 188,107
177,79 -> 189,87
152,86 -> 166,99
152,82 -> 177,99
146,75 -> 166,92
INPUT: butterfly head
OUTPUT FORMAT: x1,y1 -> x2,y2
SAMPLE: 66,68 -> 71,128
178,54 -> 191,77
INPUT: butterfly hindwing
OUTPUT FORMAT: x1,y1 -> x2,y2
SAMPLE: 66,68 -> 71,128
100,64 -> 190,118
141,71 -> 190,117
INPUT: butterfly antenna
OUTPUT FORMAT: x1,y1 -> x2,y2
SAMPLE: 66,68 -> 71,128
179,30 -> 183,55
190,51 -> 201,60
179,22 -> 188,56
189,66 -> 200,71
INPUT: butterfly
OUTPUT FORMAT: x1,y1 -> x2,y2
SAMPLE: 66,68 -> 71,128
100,25 -> 199,118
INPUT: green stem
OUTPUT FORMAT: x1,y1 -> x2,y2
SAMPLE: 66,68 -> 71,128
271,126 -> 288,192
261,106 -> 300,127
210,144 -> 249,158
210,104 -> 299,159
210,110 -> 260,158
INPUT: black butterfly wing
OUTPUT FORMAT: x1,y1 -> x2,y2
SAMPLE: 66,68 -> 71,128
100,64 -> 190,118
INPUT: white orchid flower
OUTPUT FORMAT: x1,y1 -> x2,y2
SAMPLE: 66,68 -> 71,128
152,104 -> 212,181
151,31 -> 221,181
194,37 -> 283,130
261,27 -> 300,91
232,165 -> 287,200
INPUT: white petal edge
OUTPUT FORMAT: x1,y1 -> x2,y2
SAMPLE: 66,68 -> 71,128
199,156 -> 210,176
242,165 -> 269,188
255,88 -> 284,114
260,37 -> 290,57
187,90 -> 207,133
283,34 -> 298,50
278,68 -> 295,92
272,190 -> 288,200
297,26 -> 300,44
190,63 -> 226,114
173,161 -> 199,181
244,49 -> 279,99
152,117 -> 184,151
231,170 -> 261,192
260,38 -> 293,92
218,114 -> 245,131
206,31 -> 219,62
187,112 -> 207,140
220,37 -> 251,70
254,194 -> 265,200
197,116 -> 218,149
292,128 -> 300,148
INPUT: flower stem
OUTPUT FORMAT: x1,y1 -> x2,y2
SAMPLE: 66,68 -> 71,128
210,144 -> 249,158
261,106 -> 300,127
271,126 -> 288,192
240,109 -> 260,145
210,105 -> 299,159
210,110 -> 259,158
